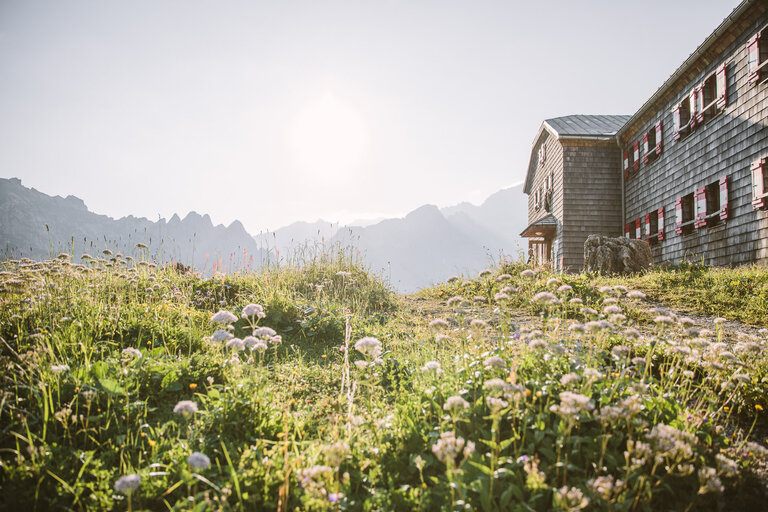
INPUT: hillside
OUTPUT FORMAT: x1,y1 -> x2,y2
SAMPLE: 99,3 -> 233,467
1,257 -> 768,510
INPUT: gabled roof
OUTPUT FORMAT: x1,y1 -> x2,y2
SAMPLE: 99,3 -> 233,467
520,214 -> 558,238
545,115 -> 631,139
524,115 -> 630,194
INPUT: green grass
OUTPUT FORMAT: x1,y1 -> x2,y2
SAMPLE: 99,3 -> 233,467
2,254 -> 768,511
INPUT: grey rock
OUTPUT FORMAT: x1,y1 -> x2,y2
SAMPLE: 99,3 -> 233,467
583,235 -> 653,274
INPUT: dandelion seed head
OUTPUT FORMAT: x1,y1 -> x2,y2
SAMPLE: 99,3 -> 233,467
187,452 -> 211,471
114,474 -> 141,495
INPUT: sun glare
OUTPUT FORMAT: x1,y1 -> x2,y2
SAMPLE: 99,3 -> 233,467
289,92 -> 369,180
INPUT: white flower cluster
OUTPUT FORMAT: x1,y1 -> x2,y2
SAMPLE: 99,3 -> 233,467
646,423 -> 696,464
443,395 -> 470,414
210,310 -> 237,324
550,391 -> 594,420
554,485 -> 590,511
114,474 -> 141,495
296,465 -> 333,499
354,337 -> 382,358
421,361 -> 442,374
431,431 -> 474,466
588,475 -> 623,501
242,303 -> 265,319
325,441 -> 350,467
187,452 -> 211,471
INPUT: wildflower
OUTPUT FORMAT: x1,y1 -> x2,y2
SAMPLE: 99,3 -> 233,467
609,313 -> 627,323
253,326 -> 277,339
494,292 -> 510,301
187,452 -> 211,471
269,335 -> 282,345
581,307 -> 598,316
528,339 -> 547,349
325,441 -> 350,467
478,269 -> 492,278
532,291 -> 558,303
431,431 -> 474,466
501,285 -> 517,294
210,329 -> 233,342
495,273 -> 512,282
520,269 -> 535,278
603,297 -> 619,305
486,396 -> 509,412
328,492 -> 342,503
582,368 -> 601,382
296,465 -> 333,498
484,378 -> 513,395
654,315 -> 675,325
443,395 -> 470,414
546,278 -> 560,286
447,276 -> 459,283
522,456 -> 547,491
719,351 -> 736,362
473,295 -> 487,303
554,485 -> 590,511
51,364 -> 70,374
242,303 -> 265,319
757,404 -> 764,411
173,400 -> 198,417
210,310 -> 237,324
683,370 -> 695,379
647,423 -> 696,463
226,338 -> 245,351
483,356 -> 506,369
731,372 -> 750,383
435,333 -> 450,342
569,297 -> 583,304
624,327 -> 641,338
470,319 -> 488,329
589,475 -> 623,501
121,347 -> 141,359
714,317 -> 727,325
447,296 -> 465,306
421,361 -> 443,374
557,284 -> 573,293
429,318 -> 449,329
678,317 -> 695,327
550,391 -> 594,419
568,322 -> 585,333
603,305 -> 622,315
354,337 -> 382,358
627,290 -> 646,299
114,474 -> 141,496
715,454 -> 739,478
560,373 -> 580,386
698,466 -> 724,494
613,285 -> 628,293
597,286 -> 614,294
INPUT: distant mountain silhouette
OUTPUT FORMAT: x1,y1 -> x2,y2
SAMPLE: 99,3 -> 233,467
0,178 -> 528,291
0,177 -> 266,272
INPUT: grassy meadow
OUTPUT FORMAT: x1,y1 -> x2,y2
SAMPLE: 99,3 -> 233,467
2,251 -> 768,511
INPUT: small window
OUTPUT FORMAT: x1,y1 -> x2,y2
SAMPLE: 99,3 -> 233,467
748,31 -> 768,85
696,65 -> 726,123
647,212 -> 659,244
705,181 -> 721,227
676,193 -> 695,235
672,94 -> 693,140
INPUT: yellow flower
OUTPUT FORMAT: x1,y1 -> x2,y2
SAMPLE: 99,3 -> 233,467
148,440 -> 156,447
189,383 -> 197,390
724,406 -> 730,412
756,404 -> 763,411
524,389 -> 531,397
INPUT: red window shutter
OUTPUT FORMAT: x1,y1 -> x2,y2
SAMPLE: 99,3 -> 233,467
644,213 -> 651,240
635,218 -> 641,239
716,63 -> 727,109
752,159 -> 766,209
623,149 -> 629,178
748,34 -> 760,84
633,141 -> 640,171
625,223 -> 631,238
675,198 -> 683,234
689,89 -> 698,128
642,133 -> 650,164
719,176 -> 729,220
695,186 -> 707,228
672,104 -> 682,140
655,121 -> 663,155
657,207 -> 665,241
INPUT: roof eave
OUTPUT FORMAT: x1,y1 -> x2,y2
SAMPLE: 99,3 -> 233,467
617,0 -> 753,138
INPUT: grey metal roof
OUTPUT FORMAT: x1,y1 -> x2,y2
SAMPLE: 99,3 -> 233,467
544,115 -> 631,138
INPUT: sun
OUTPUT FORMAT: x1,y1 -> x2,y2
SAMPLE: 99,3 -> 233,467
289,92 -> 369,181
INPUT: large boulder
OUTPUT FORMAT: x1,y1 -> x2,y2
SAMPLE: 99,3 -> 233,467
583,235 -> 653,274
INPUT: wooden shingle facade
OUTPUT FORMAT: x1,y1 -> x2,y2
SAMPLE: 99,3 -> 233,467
522,0 -> 768,271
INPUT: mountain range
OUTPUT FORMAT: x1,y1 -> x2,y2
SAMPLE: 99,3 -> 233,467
0,177 -> 528,292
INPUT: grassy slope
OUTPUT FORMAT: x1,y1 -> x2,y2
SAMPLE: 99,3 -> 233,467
1,256 -> 768,511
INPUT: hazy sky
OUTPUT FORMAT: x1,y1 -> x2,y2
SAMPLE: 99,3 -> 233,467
0,0 -> 741,234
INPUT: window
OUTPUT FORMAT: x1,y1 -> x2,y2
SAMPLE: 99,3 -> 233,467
752,158 -> 768,209
672,91 -> 696,140
695,64 -> 727,124
643,121 -> 663,164
635,218 -> 642,240
625,142 -> 639,176
534,187 -> 541,211
748,31 -> 768,85
625,223 -> 631,238
623,150 -> 630,178
704,181 -> 722,227
676,193 -> 695,235
538,144 -> 546,166
642,208 -> 664,243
